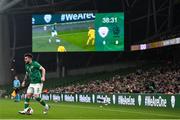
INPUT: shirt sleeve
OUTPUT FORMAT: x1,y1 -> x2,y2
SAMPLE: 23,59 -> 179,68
34,61 -> 41,69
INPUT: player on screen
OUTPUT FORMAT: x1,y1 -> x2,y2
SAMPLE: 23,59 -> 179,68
49,23 -> 60,43
43,25 -> 47,31
57,46 -> 66,52
19,53 -> 50,115
86,26 -> 95,46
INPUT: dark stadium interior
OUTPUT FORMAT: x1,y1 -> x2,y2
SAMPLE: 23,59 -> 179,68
6,0 -> 180,74
1,0 -> 180,119
0,0 -> 179,87
0,0 -> 177,94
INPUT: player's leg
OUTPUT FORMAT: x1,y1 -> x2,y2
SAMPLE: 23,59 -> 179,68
52,31 -> 59,43
49,36 -> 52,43
19,93 -> 33,114
55,32 -> 60,43
49,38 -> 52,43
34,94 -> 50,114
19,85 -> 33,114
54,31 -> 61,43
34,83 -> 50,114
14,88 -> 18,102
54,31 -> 57,37
92,38 -> 95,45
49,32 -> 54,43
24,93 -> 32,109
15,88 -> 20,102
87,37 -> 90,45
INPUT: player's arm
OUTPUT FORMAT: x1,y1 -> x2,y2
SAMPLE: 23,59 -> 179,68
22,72 -> 28,87
40,66 -> 46,82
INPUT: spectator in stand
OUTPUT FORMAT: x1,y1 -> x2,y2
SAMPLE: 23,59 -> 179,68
49,63 -> 180,94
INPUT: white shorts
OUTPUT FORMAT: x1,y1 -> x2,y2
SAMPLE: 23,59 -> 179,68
27,83 -> 43,95
51,31 -> 57,37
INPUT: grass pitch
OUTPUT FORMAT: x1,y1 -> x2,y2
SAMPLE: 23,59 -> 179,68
0,99 -> 180,119
32,29 -> 95,52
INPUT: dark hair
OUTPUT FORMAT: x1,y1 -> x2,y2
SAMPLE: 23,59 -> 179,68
24,53 -> 33,58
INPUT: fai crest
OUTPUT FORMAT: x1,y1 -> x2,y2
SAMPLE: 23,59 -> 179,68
98,27 -> 109,38
44,14 -> 52,23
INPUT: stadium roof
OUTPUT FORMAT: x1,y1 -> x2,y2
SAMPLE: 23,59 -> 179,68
3,0 -> 180,73
4,0 -> 179,43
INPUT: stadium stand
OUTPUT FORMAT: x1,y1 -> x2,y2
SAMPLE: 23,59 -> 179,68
49,62 -> 180,94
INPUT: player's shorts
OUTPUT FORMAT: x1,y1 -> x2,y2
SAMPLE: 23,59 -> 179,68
88,37 -> 95,40
27,83 -> 43,95
51,31 -> 57,37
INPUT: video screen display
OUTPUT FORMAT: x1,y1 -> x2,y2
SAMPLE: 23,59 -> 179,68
32,12 -> 124,52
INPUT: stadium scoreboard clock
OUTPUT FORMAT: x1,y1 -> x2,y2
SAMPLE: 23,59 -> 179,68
95,13 -> 124,51
102,17 -> 118,23
32,12 -> 124,52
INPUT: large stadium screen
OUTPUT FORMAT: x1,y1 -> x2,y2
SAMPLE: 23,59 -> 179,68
32,12 -> 124,52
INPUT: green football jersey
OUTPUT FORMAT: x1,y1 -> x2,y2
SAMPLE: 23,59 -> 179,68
25,61 -> 42,84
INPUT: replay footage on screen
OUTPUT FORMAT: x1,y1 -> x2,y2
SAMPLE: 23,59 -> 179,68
32,12 -> 124,52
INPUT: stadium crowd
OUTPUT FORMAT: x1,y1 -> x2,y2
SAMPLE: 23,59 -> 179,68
49,63 -> 180,94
